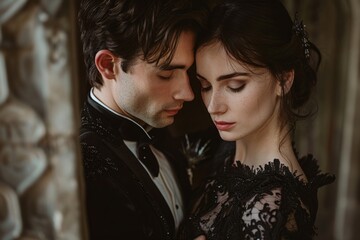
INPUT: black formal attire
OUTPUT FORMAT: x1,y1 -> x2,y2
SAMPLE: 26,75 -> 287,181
80,94 -> 191,240
178,144 -> 335,240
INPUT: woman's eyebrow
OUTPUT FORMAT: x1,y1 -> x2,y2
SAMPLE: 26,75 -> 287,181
217,72 -> 250,81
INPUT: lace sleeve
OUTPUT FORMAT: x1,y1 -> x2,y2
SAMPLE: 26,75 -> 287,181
242,187 -> 313,240
242,188 -> 283,239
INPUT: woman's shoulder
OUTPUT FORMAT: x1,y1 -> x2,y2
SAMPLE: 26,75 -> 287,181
219,155 -> 335,195
298,154 -> 336,189
221,159 -> 304,192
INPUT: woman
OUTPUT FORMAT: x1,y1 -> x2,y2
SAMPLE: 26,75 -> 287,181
178,0 -> 335,239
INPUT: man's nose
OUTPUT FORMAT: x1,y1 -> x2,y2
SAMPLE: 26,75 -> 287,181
174,75 -> 194,101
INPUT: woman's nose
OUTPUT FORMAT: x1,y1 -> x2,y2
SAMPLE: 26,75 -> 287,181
206,91 -> 226,115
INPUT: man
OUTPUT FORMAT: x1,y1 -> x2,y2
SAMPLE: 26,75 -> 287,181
78,0 -> 204,239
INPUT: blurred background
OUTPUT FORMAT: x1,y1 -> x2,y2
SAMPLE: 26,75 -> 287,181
0,0 -> 358,239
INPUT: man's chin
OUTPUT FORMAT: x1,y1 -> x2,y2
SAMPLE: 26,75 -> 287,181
148,116 -> 174,128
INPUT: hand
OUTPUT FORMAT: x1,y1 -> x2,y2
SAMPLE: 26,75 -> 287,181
194,235 -> 206,240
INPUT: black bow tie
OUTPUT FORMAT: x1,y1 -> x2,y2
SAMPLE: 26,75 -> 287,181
118,121 -> 160,177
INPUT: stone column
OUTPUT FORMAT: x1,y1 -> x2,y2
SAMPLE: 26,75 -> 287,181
0,1 -> 85,239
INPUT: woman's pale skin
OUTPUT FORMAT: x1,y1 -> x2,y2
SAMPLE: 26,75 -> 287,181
193,42 -> 307,240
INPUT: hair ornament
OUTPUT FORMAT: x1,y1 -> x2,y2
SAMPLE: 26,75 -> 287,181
293,13 -> 310,60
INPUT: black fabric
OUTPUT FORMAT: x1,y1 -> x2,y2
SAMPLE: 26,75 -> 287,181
87,96 -> 160,177
178,150 -> 335,240
80,94 -> 191,240
136,128 -> 161,177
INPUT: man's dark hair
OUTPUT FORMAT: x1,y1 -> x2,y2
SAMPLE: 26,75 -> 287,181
79,0 -> 205,88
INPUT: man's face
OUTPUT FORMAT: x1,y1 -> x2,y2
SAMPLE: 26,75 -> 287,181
110,31 -> 195,128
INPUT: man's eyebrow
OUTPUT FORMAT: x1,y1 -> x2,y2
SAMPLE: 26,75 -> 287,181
159,64 -> 186,71
196,72 -> 250,81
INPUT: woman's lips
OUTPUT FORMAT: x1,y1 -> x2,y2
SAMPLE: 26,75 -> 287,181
214,121 -> 235,131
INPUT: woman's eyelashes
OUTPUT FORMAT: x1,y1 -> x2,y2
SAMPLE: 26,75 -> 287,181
198,79 -> 212,92
228,82 -> 246,92
199,80 -> 246,93
200,85 -> 212,92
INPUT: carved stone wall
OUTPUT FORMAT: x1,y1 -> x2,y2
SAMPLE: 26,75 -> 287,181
0,1 -> 85,239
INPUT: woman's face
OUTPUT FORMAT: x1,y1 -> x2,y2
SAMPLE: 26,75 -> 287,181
196,42 -> 282,142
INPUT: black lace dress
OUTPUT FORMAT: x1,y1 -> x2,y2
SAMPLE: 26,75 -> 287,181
178,154 -> 335,240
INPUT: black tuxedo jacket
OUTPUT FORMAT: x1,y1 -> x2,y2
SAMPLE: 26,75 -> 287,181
79,95 -> 191,240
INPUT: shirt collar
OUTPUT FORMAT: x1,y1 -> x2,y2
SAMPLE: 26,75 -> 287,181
90,88 -> 152,139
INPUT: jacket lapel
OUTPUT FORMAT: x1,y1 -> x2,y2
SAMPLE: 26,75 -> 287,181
102,138 -> 176,237
83,96 -> 177,236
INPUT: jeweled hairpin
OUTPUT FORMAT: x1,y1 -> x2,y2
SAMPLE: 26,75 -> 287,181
293,13 -> 310,60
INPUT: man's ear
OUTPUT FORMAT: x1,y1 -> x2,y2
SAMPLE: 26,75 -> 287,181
276,69 -> 294,96
95,50 -> 117,80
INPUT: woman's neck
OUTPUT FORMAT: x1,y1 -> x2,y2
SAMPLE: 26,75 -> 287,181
234,126 -> 296,169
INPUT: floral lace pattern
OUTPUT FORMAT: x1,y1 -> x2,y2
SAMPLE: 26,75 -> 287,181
178,155 -> 335,240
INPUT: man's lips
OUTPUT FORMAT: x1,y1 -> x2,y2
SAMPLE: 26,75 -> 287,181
165,107 -> 182,116
214,121 -> 235,131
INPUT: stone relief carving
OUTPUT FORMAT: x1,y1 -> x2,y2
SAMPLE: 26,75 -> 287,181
0,0 -> 83,239
0,182 -> 22,240
0,0 -> 27,106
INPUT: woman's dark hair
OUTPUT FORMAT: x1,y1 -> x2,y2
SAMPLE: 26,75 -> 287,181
79,0 -> 204,88
197,0 -> 321,133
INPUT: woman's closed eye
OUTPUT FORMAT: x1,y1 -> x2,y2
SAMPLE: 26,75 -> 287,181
198,78 -> 212,92
228,81 -> 246,92
200,84 -> 212,92
199,80 -> 246,93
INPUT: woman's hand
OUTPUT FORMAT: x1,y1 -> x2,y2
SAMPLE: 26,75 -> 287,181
194,235 -> 206,240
